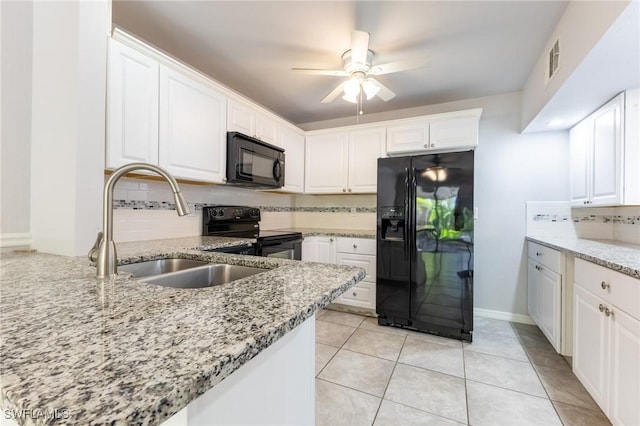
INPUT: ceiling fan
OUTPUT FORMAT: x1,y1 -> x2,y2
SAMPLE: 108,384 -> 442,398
292,30 -> 430,107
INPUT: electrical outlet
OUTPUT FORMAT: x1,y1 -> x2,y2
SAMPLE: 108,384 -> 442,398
350,207 -> 357,216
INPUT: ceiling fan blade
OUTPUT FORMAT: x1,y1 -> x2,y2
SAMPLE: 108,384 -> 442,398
321,81 -> 346,103
370,57 -> 431,75
291,68 -> 348,77
350,30 -> 370,64
368,78 -> 396,101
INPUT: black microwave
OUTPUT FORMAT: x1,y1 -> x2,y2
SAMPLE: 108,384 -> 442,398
226,132 -> 285,188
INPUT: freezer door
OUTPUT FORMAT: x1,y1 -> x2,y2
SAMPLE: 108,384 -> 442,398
376,156 -> 411,323
410,151 -> 474,340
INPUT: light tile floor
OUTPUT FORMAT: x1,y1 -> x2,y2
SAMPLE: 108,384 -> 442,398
315,309 -> 611,426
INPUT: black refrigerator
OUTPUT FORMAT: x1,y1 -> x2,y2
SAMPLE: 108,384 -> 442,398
376,150 -> 474,342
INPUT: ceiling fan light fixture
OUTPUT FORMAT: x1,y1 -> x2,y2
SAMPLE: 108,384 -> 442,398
362,79 -> 380,100
343,77 -> 361,97
342,93 -> 358,104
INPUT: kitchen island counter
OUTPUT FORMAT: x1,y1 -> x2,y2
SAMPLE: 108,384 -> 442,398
0,236 -> 364,425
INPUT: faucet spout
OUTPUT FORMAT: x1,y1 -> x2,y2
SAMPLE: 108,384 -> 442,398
90,162 -> 191,279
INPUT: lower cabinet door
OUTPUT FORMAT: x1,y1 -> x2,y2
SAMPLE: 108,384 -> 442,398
573,285 -> 609,411
336,281 -> 375,310
537,266 -> 561,351
608,307 -> 640,426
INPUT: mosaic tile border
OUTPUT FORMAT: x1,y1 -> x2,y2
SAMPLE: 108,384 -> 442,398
533,213 -> 640,225
113,201 -> 377,214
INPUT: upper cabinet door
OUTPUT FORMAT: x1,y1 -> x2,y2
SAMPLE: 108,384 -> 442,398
348,127 -> 385,193
227,99 -> 255,136
591,95 -> 623,206
158,65 -> 227,183
107,39 -> 159,169
569,118 -> 591,206
255,113 -> 279,147
429,116 -> 479,151
280,125 -> 305,193
305,132 -> 348,193
386,119 -> 429,154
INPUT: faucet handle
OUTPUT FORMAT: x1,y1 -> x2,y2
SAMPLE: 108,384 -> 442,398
88,232 -> 103,262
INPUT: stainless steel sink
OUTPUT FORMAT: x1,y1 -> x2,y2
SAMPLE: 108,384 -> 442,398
143,264 -> 268,289
119,258 -> 209,278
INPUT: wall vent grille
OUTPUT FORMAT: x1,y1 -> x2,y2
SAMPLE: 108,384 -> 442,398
548,39 -> 560,81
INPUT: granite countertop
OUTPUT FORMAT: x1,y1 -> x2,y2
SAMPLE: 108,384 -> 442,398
0,236 -> 365,425
526,236 -> 640,279
273,228 -> 376,239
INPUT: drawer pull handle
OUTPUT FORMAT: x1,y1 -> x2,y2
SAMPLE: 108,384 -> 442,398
599,304 -> 605,312
353,244 -> 358,249
329,238 -> 334,242
601,281 -> 610,290
536,252 -> 542,256
353,292 -> 357,297
605,307 -> 614,317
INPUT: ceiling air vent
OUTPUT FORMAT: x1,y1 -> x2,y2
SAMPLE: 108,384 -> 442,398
547,38 -> 560,82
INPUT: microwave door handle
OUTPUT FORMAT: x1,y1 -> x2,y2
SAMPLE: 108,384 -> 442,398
273,159 -> 283,182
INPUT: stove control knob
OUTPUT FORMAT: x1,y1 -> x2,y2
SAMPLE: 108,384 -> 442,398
216,209 -> 225,217
250,209 -> 260,218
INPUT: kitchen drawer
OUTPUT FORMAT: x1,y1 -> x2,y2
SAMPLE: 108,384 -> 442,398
575,258 -> 640,320
336,237 -> 376,255
337,281 -> 375,309
528,241 -> 562,272
335,252 -> 375,282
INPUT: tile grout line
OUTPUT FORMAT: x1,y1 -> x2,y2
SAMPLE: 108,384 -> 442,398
370,333 -> 408,426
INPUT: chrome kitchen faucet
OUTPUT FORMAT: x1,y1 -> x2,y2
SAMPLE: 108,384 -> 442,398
88,162 -> 191,279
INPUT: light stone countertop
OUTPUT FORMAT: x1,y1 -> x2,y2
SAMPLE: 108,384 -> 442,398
526,236 -> 640,279
273,228 -> 376,239
0,236 -> 365,425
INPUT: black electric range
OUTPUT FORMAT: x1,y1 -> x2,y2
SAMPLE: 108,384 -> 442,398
202,206 -> 303,260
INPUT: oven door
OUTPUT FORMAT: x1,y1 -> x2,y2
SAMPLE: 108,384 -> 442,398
259,239 -> 302,260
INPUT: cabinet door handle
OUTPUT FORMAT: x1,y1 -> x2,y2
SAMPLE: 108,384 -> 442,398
352,291 -> 357,297
348,188 -> 352,192
342,188 -> 346,192
353,244 -> 358,249
605,307 -> 614,317
599,304 -> 605,312
329,238 -> 334,242
424,144 -> 429,149
536,252 -> 542,256
601,281 -> 610,290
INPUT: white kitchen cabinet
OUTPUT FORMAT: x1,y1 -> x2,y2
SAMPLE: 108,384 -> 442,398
527,241 -> 564,353
573,258 -> 640,426
386,109 -> 482,155
159,66 -> 227,182
227,98 -> 279,146
278,125 -> 305,193
301,236 -> 336,263
386,119 -> 429,154
305,128 -> 384,194
107,39 -> 159,169
570,90 -> 640,207
107,36 -> 228,184
348,128 -> 386,193
334,237 -> 377,311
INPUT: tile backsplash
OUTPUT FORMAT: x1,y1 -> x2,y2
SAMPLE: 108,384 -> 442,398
111,177 -> 377,242
526,201 -> 640,244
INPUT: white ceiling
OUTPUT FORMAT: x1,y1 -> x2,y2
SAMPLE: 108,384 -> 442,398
113,1 -> 569,125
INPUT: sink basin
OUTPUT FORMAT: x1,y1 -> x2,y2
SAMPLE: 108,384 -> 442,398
119,258 -> 209,278
143,264 -> 268,289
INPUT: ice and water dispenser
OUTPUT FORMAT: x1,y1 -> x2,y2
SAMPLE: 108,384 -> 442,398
379,206 -> 405,241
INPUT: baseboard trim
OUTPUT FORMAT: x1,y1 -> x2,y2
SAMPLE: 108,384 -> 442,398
474,307 -> 535,325
0,232 -> 32,248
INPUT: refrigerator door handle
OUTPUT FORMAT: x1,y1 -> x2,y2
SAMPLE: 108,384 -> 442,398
404,168 -> 410,260
410,167 -> 417,260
